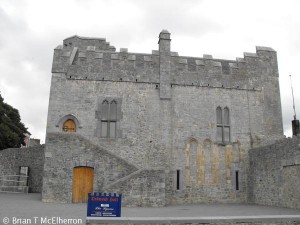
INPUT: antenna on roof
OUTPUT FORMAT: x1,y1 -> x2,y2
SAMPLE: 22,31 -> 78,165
289,75 -> 297,120
290,75 -> 299,136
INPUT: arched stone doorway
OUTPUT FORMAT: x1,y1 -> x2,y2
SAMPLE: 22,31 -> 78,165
72,166 -> 94,203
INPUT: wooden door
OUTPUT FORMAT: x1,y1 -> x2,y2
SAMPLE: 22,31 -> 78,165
72,167 -> 94,203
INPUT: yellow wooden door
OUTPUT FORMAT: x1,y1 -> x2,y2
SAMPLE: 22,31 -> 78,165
72,167 -> 94,203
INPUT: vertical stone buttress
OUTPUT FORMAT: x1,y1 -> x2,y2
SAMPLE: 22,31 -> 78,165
159,30 -> 171,99
158,31 -> 172,200
246,47 -> 283,141
257,47 -> 283,136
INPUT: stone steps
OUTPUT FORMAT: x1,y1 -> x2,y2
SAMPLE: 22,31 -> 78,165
0,175 -> 29,193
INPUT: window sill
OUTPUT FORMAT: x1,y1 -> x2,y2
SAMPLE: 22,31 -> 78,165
98,138 -> 118,143
216,141 -> 232,146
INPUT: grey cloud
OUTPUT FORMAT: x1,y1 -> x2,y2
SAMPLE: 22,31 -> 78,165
0,6 -> 28,48
99,0 -> 222,56
288,25 -> 300,56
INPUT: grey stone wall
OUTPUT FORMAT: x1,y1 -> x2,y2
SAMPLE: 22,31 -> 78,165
29,138 -> 41,147
103,169 -> 166,207
248,136 -> 300,209
42,132 -> 137,203
44,30 -> 284,205
0,146 -> 45,193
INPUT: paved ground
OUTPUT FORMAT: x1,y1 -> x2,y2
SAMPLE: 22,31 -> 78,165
0,193 -> 299,225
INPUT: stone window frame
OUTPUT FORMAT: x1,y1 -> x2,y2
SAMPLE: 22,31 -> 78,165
100,99 -> 117,138
56,114 -> 82,131
216,106 -> 231,144
95,97 -> 122,139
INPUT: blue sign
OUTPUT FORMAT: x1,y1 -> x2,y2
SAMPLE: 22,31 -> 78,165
87,193 -> 122,217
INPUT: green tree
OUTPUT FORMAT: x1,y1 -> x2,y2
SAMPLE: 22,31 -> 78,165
0,93 -> 30,150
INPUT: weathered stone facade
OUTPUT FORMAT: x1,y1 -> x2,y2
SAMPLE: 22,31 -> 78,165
43,30 -> 284,206
248,136 -> 300,209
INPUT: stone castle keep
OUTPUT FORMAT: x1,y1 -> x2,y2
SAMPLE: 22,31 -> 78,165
1,30 -> 299,209
39,29 -> 290,206
0,30 -> 298,209
41,30 -> 287,206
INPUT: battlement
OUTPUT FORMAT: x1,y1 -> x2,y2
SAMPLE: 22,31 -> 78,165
52,31 -> 279,90
62,35 -> 116,51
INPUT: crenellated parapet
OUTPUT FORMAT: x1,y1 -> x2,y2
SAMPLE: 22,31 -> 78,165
63,35 -> 116,51
52,32 -> 279,92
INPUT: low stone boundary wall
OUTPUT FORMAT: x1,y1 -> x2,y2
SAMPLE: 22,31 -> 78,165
0,146 -> 44,193
86,215 -> 300,225
248,136 -> 300,209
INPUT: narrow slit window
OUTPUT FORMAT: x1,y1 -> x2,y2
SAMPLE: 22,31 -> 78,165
235,171 -> 239,190
176,170 -> 180,190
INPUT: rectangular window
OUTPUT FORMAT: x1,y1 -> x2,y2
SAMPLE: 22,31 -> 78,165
224,127 -> 230,142
98,99 -> 120,139
19,166 -> 29,176
217,126 -> 223,142
176,170 -> 180,190
235,171 -> 239,190
109,122 -> 116,138
101,121 -> 108,138
216,107 -> 230,143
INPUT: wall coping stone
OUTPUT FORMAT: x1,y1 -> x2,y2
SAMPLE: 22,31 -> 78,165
86,215 -> 300,224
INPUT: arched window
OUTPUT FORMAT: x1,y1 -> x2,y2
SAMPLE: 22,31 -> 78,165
102,100 -> 109,120
101,100 -> 117,138
63,119 -> 76,132
216,107 -> 222,124
216,107 -> 230,143
224,107 -> 229,125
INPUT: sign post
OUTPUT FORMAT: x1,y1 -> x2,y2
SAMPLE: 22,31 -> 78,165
87,193 -> 122,217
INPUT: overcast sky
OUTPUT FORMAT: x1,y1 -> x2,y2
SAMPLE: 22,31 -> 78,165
0,0 -> 299,143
